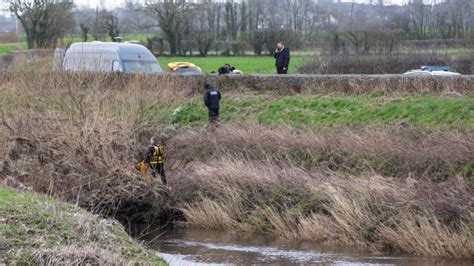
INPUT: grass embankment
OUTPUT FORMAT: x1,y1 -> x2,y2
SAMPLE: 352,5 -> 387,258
0,187 -> 165,265
154,94 -> 474,129
0,72 -> 473,259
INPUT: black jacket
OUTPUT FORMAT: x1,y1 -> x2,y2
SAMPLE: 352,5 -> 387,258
218,65 -> 235,75
274,47 -> 290,68
203,85 -> 221,109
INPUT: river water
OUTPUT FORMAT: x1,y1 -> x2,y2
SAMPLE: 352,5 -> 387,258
146,228 -> 471,265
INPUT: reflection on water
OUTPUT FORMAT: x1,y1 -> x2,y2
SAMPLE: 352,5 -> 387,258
146,228 -> 472,266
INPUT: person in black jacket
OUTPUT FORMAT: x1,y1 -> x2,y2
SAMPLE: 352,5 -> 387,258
274,42 -> 290,74
218,63 -> 235,75
203,82 -> 221,124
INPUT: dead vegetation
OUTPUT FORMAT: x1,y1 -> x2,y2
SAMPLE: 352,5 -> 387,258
0,71 -> 473,259
170,127 -> 473,258
167,125 -> 473,258
1,70 -> 473,97
0,71 -> 177,232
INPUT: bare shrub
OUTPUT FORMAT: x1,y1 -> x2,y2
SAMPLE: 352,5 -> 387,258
298,53 -> 474,75
0,71 -> 178,229
2,71 -> 474,97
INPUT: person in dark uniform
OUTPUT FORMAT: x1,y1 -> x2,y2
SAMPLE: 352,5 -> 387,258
203,82 -> 221,124
274,41 -> 290,74
144,136 -> 166,185
218,63 -> 235,75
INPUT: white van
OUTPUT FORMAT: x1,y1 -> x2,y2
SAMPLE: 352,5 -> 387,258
62,42 -> 162,73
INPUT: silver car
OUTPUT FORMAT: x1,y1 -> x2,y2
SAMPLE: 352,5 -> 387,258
404,65 -> 460,76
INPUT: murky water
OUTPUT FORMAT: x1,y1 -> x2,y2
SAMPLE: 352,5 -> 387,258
146,228 -> 472,265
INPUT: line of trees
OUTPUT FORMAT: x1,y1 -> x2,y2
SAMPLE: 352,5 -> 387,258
3,0 -> 473,54
141,0 -> 473,55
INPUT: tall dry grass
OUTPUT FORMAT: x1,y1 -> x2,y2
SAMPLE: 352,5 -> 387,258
168,124 -> 474,181
1,70 -> 474,97
176,155 -> 473,258
167,125 -> 473,258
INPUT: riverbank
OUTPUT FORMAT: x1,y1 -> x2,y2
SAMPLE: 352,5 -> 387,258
0,187 -> 166,265
0,71 -> 472,259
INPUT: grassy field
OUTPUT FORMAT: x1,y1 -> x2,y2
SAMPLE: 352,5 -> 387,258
0,187 -> 165,265
0,43 -> 15,54
0,42 -> 27,54
158,56 -> 303,74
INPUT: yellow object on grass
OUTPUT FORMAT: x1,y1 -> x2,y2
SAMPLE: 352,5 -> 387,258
167,61 -> 202,72
138,160 -> 149,184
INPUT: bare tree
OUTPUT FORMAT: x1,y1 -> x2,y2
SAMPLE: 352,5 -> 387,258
224,0 -> 239,40
101,10 -> 119,42
194,0 -> 217,56
79,23 -> 89,42
286,0 -> 310,32
8,0 -> 74,48
146,0 -> 190,55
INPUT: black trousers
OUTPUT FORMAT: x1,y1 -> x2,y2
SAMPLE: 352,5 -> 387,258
277,67 -> 288,74
208,108 -> 219,123
151,163 -> 166,185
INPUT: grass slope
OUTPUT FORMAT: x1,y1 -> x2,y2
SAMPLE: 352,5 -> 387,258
148,94 -> 474,129
0,187 -> 166,265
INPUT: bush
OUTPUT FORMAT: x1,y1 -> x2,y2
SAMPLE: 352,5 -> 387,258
244,31 -> 265,55
213,41 -> 230,55
297,53 -> 474,74
263,29 -> 302,55
230,41 -> 247,56
146,36 -> 168,56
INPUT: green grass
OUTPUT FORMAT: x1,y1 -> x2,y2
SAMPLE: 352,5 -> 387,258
0,44 -> 15,54
158,56 -> 303,74
0,43 -> 19,54
146,94 -> 474,129
0,187 -> 166,265
0,42 -> 28,54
